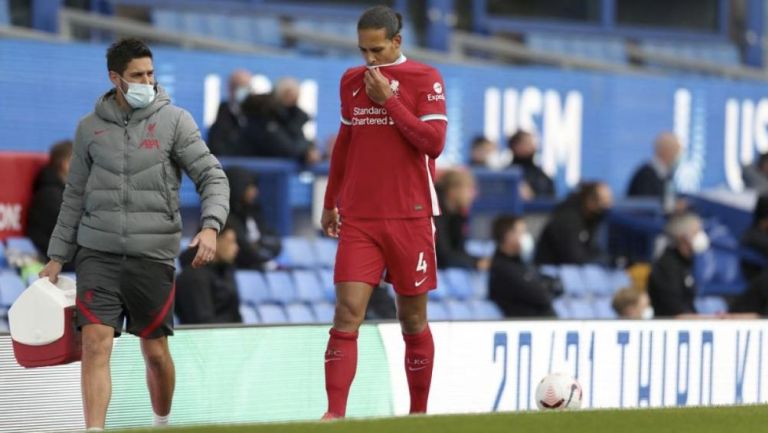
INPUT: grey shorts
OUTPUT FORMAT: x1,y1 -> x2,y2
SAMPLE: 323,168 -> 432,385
74,247 -> 175,338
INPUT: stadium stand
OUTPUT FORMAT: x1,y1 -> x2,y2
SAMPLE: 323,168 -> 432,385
526,33 -> 627,65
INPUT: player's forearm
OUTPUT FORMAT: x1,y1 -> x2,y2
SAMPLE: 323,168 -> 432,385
323,125 -> 351,209
383,97 -> 446,159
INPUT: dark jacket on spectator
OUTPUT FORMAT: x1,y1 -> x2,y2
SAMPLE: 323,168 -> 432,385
434,205 -> 479,269
175,247 -> 242,324
227,167 -> 281,269
489,251 -> 562,317
27,166 -> 65,260
535,198 -> 602,265
207,102 -> 245,156
627,162 -> 669,198
647,247 -> 696,317
512,158 -> 555,197
238,95 -> 312,160
741,226 -> 768,281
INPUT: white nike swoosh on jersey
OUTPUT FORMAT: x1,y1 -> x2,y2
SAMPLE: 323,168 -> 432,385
353,88 -> 361,97
415,277 -> 428,287
408,366 -> 428,371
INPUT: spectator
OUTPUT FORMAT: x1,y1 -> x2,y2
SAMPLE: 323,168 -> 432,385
488,215 -> 563,317
647,213 -> 709,317
208,69 -> 252,156
226,167 -> 282,269
175,224 -> 242,324
508,130 -> 555,199
469,135 -> 496,168
611,287 -> 653,319
27,140 -> 74,268
742,152 -> 768,193
627,132 -> 681,212
740,194 -> 768,282
535,181 -> 614,265
274,77 -> 321,164
238,93 -> 318,163
434,169 -> 490,270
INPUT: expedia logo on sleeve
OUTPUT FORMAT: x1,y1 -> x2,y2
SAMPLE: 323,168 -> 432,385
427,81 -> 445,102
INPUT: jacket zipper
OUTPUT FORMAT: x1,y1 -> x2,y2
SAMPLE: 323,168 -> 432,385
122,119 -> 129,254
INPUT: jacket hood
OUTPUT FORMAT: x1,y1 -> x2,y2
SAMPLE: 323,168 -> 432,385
94,85 -> 171,125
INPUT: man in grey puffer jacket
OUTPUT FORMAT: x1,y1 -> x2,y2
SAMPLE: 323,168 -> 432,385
40,38 -> 229,431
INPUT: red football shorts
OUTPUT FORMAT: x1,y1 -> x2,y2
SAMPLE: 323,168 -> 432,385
334,217 -> 437,296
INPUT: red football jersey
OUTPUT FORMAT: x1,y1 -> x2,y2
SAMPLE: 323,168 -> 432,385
325,55 -> 448,219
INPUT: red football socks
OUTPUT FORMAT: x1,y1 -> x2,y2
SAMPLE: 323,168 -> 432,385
324,328 -> 358,417
403,325 -> 434,414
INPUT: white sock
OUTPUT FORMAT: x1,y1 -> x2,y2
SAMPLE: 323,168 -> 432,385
153,413 -> 170,426
85,428 -> 104,432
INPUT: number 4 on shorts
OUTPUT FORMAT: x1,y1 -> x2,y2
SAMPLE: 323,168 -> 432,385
416,251 -> 428,273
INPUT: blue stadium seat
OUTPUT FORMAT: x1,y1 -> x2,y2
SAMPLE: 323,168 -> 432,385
6,236 -> 38,256
527,33 -> 627,65
592,296 -> 617,319
252,16 -> 284,47
312,302 -> 335,323
292,270 -> 324,302
152,9 -> 182,31
539,265 -> 560,279
0,0 -> 9,26
278,236 -> 317,268
695,296 -> 728,315
285,303 -> 316,323
552,298 -> 570,318
465,239 -> 494,257
313,238 -> 338,268
609,269 -> 631,293
316,268 -> 336,301
0,271 -> 25,307
235,271 -> 270,305
444,299 -> 474,320
469,299 -> 503,320
255,304 -> 288,324
580,265 -> 607,295
444,268 -> 474,300
239,305 -> 259,324
569,299 -> 594,319
470,270 -> 489,299
559,266 -> 587,297
264,271 -> 297,304
640,40 -> 740,67
427,300 -> 450,321
429,271 -> 451,300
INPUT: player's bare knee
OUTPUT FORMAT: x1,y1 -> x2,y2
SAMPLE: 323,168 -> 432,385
333,302 -> 365,331
397,311 -> 427,334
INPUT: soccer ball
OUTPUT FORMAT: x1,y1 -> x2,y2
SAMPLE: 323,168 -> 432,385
535,372 -> 582,410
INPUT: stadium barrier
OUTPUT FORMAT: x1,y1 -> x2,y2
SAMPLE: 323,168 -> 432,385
0,319 -> 766,432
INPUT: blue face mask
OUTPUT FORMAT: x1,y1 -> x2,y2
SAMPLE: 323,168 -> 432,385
120,77 -> 156,109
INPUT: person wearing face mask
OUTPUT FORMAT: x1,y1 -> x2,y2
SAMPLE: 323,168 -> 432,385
647,213 -> 709,317
434,169 -> 491,271
627,132 -> 682,213
611,287 -> 654,319
38,38 -> 230,431
488,215 -> 563,317
508,130 -> 555,199
535,181 -> 614,265
207,69 -> 252,156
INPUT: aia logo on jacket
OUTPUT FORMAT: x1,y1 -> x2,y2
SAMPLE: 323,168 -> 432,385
140,123 -> 160,149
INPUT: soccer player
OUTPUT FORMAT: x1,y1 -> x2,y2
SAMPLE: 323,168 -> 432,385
321,5 -> 447,418
39,38 -> 230,431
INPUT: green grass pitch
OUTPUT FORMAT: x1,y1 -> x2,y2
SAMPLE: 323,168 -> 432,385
117,405 -> 768,433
